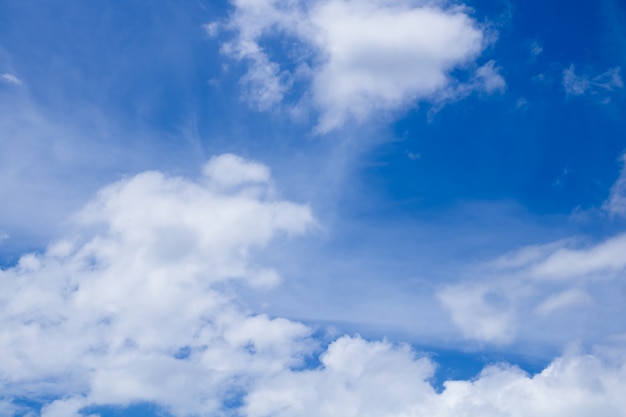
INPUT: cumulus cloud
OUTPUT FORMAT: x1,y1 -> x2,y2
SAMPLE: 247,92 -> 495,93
221,0 -> 501,132
562,65 -> 623,98
0,155 -> 315,416
203,21 -> 221,38
2,154 -> 626,416
244,343 -> 626,417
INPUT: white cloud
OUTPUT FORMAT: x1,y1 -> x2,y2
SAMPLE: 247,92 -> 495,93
473,60 -> 506,93
528,233 -> 626,280
603,153 -> 626,217
427,59 -> 505,117
530,40 -> 543,56
2,155 -> 626,416
515,97 -> 529,110
203,21 -> 220,38
438,231 -> 626,345
221,0 -> 500,132
563,65 -> 623,97
0,155 -> 315,416
244,338 -> 626,417
244,335 -> 437,417
438,283 -> 516,345
202,153 -> 271,189
435,158 -> 626,345
534,288 -> 592,315
563,66 -> 591,95
0,73 -> 22,85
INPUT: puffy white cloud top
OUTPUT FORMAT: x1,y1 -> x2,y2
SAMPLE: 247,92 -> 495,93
1,155 -> 626,417
221,0 -> 504,132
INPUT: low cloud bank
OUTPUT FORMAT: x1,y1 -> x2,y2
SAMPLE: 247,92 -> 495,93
1,155 -> 625,417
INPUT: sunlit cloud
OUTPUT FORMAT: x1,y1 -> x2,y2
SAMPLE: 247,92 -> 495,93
221,0 -> 503,132
1,155 -> 625,417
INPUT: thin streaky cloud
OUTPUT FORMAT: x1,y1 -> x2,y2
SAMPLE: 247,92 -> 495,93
562,65 -> 623,97
0,73 -> 22,85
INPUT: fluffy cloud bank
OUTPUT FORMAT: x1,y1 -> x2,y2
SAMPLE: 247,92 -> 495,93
219,0 -> 503,132
2,155 -> 626,417
0,155 -> 315,416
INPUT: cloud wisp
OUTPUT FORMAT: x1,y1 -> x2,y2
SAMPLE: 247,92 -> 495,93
603,153 -> 626,218
438,231 -> 626,346
0,73 -> 22,85
562,65 -> 623,100
437,157 -> 626,347
219,0 -> 503,132
2,155 -> 626,417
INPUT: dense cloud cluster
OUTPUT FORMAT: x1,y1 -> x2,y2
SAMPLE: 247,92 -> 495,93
2,155 -> 626,417
0,155 -> 315,416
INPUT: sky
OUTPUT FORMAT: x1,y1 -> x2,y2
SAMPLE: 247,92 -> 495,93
1,0 -> 626,416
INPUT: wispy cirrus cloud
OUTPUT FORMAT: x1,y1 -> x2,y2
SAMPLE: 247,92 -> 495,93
562,65 -> 623,99
437,155 -> 626,344
438,231 -> 626,345
0,73 -> 22,85
220,0 -> 503,132
436,158 -> 626,347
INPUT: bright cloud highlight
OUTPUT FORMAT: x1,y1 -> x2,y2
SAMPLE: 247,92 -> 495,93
0,155 -> 315,416
222,0 -> 502,131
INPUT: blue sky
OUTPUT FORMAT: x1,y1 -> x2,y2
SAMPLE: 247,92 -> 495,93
1,1 -> 626,416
